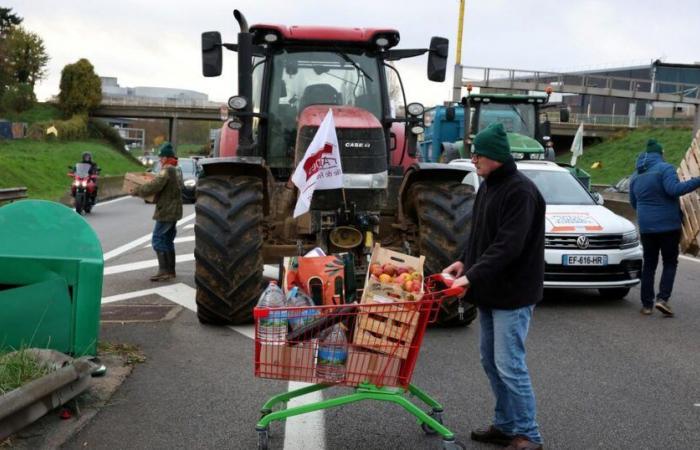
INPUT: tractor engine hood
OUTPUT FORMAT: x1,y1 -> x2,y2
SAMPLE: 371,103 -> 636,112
295,105 -> 388,210
507,132 -> 544,153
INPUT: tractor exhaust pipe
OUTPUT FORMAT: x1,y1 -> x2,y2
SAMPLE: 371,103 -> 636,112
233,10 -> 255,156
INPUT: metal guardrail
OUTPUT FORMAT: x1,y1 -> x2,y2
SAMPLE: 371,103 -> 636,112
0,187 -> 28,203
459,65 -> 700,105
99,95 -> 223,110
544,112 -> 695,128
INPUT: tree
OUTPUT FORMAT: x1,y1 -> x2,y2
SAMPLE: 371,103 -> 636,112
58,58 -> 102,116
0,7 -> 22,98
0,7 -> 22,36
3,26 -> 49,87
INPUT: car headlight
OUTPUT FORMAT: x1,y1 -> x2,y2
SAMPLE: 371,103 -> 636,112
184,179 -> 196,187
511,152 -> 524,160
529,153 -> 545,160
621,230 -> 640,249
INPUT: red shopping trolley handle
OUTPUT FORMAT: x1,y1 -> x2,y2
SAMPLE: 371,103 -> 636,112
426,273 -> 467,298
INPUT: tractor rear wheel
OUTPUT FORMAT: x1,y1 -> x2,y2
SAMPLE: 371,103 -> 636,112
408,180 -> 477,327
194,175 -> 264,324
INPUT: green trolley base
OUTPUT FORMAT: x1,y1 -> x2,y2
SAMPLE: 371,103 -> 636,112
255,382 -> 463,449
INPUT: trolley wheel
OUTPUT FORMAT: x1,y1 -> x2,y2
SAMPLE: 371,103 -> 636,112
442,439 -> 466,450
421,409 -> 444,435
257,428 -> 269,450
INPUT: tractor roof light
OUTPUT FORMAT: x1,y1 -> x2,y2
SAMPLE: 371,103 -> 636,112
407,102 -> 425,116
264,32 -> 279,43
227,119 -> 243,130
467,83 -> 473,92
482,98 -> 491,103
375,36 -> 390,48
545,86 -> 553,95
228,95 -> 248,110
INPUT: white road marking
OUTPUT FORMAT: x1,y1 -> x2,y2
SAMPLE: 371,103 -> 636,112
104,254 -> 195,275
680,255 -> 700,264
184,224 -> 195,230
95,196 -> 130,207
695,403 -> 700,407
143,235 -> 196,248
102,279 -> 324,450
103,213 -> 195,261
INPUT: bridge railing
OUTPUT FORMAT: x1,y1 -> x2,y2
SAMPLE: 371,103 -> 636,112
543,112 -> 694,128
100,95 -> 223,110
459,65 -> 700,104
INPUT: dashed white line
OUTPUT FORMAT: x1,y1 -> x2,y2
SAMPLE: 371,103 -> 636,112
184,224 -> 195,230
104,254 -> 195,275
680,255 -> 700,264
143,235 -> 196,248
94,196 -> 130,207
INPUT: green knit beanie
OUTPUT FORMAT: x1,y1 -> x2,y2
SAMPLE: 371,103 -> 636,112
473,123 -> 511,162
158,142 -> 176,158
645,139 -> 663,154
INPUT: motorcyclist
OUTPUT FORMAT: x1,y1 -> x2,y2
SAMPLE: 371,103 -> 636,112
79,151 -> 99,175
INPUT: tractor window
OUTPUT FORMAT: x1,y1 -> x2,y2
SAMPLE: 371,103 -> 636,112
251,56 -> 265,141
266,49 -> 382,168
477,103 -> 536,138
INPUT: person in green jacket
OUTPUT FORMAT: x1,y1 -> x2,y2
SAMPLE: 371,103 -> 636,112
132,142 -> 183,281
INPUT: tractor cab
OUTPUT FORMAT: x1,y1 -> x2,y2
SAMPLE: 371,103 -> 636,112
465,93 -> 552,161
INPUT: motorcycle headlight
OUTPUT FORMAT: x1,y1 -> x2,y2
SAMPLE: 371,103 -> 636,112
184,179 -> 196,187
73,180 -> 80,187
621,230 -> 640,249
81,180 -> 88,187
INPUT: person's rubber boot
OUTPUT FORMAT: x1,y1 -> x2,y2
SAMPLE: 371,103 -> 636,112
150,252 -> 169,281
165,250 -> 177,279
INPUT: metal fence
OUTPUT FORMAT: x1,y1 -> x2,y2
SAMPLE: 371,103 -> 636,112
100,95 -> 223,110
544,112 -> 694,128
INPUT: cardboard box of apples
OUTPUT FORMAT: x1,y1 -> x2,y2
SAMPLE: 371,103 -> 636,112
362,244 -> 425,304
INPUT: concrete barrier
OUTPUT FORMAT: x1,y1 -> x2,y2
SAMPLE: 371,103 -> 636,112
602,191 -> 637,223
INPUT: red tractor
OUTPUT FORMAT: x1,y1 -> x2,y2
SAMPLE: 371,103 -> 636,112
196,10 -> 476,326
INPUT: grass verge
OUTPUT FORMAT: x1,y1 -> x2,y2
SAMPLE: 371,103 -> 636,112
0,349 -> 53,396
0,139 -> 144,200
557,127 -> 694,185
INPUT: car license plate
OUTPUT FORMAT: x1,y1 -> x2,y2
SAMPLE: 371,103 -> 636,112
562,255 -> 608,266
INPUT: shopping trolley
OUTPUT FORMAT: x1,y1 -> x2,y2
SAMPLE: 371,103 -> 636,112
253,274 -> 466,450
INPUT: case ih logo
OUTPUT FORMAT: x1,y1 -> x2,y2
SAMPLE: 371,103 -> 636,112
344,142 -> 371,149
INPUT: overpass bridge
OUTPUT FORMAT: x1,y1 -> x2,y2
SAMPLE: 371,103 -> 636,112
91,96 -> 223,147
453,65 -> 700,134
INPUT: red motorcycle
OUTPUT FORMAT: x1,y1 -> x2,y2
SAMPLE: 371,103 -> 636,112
68,163 -> 99,214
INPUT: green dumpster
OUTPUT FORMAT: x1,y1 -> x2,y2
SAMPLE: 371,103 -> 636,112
0,200 -> 103,356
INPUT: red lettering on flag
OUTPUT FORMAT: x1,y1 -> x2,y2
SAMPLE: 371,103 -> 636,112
303,143 -> 334,181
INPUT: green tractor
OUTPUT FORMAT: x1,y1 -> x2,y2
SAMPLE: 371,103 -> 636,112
432,92 -> 556,163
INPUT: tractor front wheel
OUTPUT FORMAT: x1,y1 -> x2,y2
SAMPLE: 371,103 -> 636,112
194,175 -> 264,324
407,180 -> 477,327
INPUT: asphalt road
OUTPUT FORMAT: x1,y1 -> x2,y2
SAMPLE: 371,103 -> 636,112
62,196 -> 700,450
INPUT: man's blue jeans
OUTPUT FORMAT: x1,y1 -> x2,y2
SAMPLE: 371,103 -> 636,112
479,306 -> 542,444
152,221 -> 177,253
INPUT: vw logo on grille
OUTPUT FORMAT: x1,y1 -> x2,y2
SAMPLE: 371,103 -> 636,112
576,235 -> 590,249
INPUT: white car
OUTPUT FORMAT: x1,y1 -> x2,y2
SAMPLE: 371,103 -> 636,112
449,159 -> 642,299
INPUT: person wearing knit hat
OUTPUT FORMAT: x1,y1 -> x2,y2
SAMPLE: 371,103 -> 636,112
130,141 -> 183,281
443,122 -> 546,449
630,138 -> 700,316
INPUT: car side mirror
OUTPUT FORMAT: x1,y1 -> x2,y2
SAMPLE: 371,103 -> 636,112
427,36 -> 448,82
202,31 -> 223,77
592,192 -> 604,205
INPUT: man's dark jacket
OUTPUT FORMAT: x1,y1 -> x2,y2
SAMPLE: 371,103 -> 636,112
462,158 -> 546,309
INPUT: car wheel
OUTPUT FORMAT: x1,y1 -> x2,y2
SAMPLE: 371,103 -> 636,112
598,287 -> 631,299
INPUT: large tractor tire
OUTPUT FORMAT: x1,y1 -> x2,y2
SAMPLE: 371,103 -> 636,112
408,180 -> 477,327
194,175 -> 264,324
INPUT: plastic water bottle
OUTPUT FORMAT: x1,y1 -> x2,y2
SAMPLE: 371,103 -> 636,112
316,324 -> 348,382
257,281 -> 287,343
286,287 -> 319,331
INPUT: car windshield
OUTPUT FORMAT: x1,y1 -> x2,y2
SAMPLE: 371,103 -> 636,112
478,103 -> 536,137
521,169 -> 595,205
266,49 -> 383,168
74,163 -> 91,177
178,159 -> 196,175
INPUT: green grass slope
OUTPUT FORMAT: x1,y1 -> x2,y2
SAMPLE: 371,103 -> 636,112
1,102 -> 61,124
557,127 -> 694,185
0,139 -> 143,200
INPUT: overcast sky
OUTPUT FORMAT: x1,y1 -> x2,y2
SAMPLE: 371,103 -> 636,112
7,0 -> 700,106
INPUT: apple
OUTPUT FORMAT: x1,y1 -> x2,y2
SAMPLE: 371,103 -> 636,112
411,282 -> 421,293
396,267 -> 409,275
395,273 -> 409,284
379,273 -> 393,284
403,280 -> 414,292
410,272 -> 422,282
370,264 -> 383,277
382,263 -> 397,276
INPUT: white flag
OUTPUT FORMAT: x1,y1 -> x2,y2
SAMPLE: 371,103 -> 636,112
291,109 -> 344,218
570,123 -> 584,166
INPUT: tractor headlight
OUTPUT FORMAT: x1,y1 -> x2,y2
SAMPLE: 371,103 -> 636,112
184,179 -> 196,187
264,32 -> 279,43
621,230 -> 640,249
410,125 -> 425,135
228,119 -> 243,130
375,36 -> 390,48
407,102 -> 424,116
228,95 -> 248,110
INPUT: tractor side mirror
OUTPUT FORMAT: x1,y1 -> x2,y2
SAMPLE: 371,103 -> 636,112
559,108 -> 570,123
202,31 -> 223,77
427,37 -> 449,82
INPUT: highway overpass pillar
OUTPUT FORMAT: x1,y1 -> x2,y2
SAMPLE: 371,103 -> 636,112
168,118 -> 178,149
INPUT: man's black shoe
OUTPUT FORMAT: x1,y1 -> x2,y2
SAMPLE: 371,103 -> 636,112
470,425 -> 514,446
